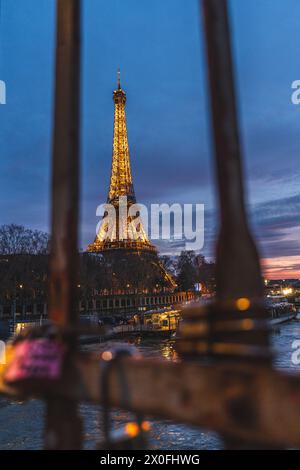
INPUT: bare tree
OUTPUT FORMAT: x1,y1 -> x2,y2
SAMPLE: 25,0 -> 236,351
0,224 -> 50,255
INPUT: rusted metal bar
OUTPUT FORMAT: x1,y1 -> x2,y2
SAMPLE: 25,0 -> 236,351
199,0 -> 270,360
201,0 -> 264,303
1,355 -> 300,447
200,0 -> 273,448
49,0 -> 80,327
45,0 -> 82,450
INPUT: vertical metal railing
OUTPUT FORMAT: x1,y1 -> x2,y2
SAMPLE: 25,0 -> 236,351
201,0 -> 272,448
200,0 -> 270,360
45,0 -> 82,450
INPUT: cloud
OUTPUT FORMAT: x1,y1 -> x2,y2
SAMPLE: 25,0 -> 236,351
248,193 -> 300,259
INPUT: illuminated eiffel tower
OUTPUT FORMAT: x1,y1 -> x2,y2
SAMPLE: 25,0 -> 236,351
87,71 -> 175,289
88,70 -> 155,253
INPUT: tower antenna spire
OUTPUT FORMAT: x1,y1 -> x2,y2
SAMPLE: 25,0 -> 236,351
117,67 -> 121,89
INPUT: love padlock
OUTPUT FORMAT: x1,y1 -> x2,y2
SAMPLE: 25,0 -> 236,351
4,331 -> 65,388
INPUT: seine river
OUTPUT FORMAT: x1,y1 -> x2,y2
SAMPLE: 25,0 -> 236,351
0,318 -> 299,450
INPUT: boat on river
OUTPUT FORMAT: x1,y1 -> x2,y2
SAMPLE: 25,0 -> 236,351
266,295 -> 297,325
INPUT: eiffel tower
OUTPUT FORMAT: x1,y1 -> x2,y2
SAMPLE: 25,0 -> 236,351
87,71 -> 175,289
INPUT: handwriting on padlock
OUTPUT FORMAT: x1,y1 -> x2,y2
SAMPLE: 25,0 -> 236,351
4,339 -> 65,383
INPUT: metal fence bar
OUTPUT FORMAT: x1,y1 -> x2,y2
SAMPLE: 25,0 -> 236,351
200,0 -> 270,358
45,0 -> 82,450
201,0 -> 265,304
200,0 -> 272,448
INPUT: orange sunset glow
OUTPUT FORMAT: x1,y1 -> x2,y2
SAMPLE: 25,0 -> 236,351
262,256 -> 300,279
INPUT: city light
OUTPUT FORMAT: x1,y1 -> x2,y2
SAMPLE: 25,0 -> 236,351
282,287 -> 293,296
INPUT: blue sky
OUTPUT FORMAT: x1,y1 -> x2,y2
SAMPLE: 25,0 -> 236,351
0,0 -> 300,277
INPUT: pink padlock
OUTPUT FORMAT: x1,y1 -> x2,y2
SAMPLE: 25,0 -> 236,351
4,338 -> 65,384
